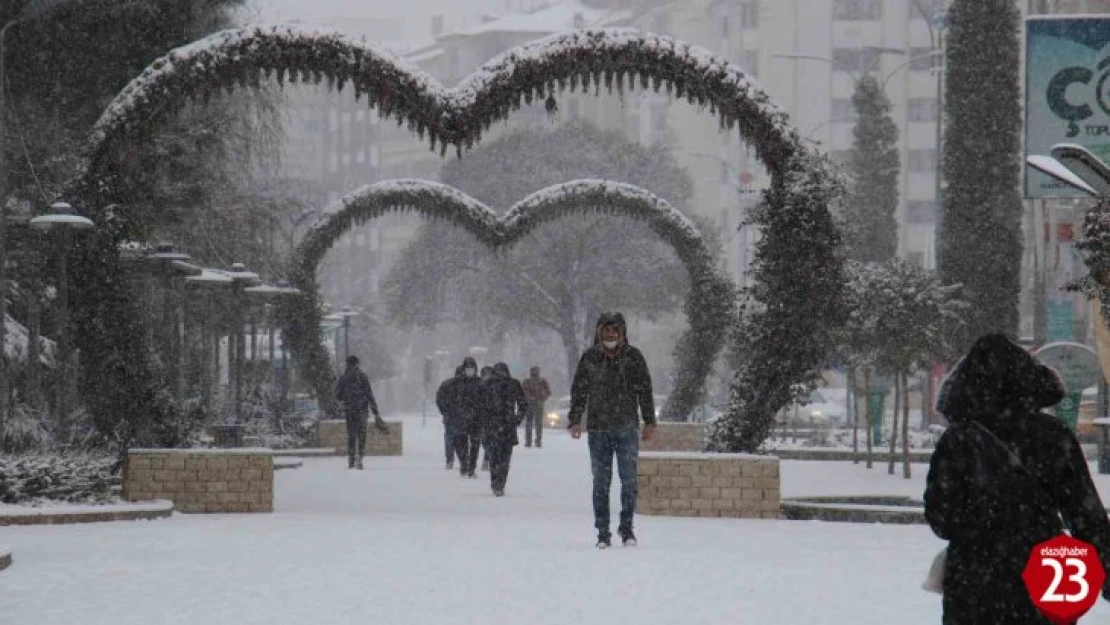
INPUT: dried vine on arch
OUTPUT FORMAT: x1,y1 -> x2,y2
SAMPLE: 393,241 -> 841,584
70,26 -> 841,451
280,179 -> 734,421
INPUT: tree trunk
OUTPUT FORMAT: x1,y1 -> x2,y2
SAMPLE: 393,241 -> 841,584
849,367 -> 859,464
903,370 -> 912,479
27,287 -> 41,413
888,371 -> 900,475
864,368 -> 873,469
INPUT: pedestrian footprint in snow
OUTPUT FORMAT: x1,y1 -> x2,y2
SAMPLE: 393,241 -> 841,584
925,334 -> 1110,624
568,312 -> 656,549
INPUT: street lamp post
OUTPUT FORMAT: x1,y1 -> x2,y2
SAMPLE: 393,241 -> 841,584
29,201 -> 93,441
244,280 -> 301,425
224,263 -> 260,421
147,243 -> 199,406
338,306 -> 359,362
185,267 -> 233,414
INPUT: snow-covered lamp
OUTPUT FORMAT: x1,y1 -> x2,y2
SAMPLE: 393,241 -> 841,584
29,201 -> 94,230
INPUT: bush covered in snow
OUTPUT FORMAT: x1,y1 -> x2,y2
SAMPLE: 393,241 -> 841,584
0,453 -> 118,505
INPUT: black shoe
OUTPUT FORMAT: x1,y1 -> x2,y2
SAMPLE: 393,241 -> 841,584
493,488 -> 505,497
445,461 -> 453,471
356,461 -> 364,470
619,528 -> 637,547
525,442 -> 532,448
348,461 -> 355,469
596,534 -> 612,549
536,442 -> 542,449
468,472 -> 477,479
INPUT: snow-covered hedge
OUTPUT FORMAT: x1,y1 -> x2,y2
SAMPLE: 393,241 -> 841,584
68,26 -> 841,449
282,179 -> 735,421
0,453 -> 118,505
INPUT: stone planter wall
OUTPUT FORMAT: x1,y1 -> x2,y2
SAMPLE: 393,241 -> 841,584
640,423 -> 707,452
318,419 -> 403,456
0,547 -> 10,572
637,452 -> 780,519
123,449 -> 273,513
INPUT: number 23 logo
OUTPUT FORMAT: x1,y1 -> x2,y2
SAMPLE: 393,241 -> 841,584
1041,558 -> 1090,603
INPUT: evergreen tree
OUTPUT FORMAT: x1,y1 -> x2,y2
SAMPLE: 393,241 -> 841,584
844,76 -> 900,263
938,0 -> 1024,351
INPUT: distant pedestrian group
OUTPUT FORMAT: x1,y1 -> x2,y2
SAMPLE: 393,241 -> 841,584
436,358 -> 530,497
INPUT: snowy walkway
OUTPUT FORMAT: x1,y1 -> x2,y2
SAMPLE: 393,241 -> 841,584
2,416 -> 1108,625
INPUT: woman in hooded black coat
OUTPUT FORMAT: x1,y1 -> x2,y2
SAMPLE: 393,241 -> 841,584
925,334 -> 1110,625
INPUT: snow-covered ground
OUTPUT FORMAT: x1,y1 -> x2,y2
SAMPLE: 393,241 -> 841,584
2,414 -> 1108,625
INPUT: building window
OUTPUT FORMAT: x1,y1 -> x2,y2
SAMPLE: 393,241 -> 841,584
833,0 -> 882,21
720,15 -> 729,40
909,0 -> 946,19
740,1 -> 759,30
910,47 -> 941,72
909,149 -> 937,173
831,149 -> 853,166
739,49 -> 759,77
832,48 -> 880,73
908,98 -> 938,122
831,98 -> 857,121
907,200 -> 937,224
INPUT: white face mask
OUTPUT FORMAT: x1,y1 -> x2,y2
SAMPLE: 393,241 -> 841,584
464,368 -> 476,377
603,340 -> 619,350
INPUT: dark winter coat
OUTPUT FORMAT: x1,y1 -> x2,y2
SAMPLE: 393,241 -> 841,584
483,362 -> 528,446
335,365 -> 378,417
435,358 -> 484,432
567,312 -> 655,432
925,334 -> 1110,625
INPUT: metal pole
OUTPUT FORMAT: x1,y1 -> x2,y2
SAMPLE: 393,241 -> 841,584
176,279 -> 185,407
57,230 -> 70,442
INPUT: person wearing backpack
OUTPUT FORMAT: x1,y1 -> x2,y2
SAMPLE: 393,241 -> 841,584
924,334 -> 1110,624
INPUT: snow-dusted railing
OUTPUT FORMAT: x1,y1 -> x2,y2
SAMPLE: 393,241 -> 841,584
283,179 -> 734,421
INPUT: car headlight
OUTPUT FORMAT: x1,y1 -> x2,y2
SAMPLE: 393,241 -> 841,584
811,410 -> 822,418
547,413 -> 558,420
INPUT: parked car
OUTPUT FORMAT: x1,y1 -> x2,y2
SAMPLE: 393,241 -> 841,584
776,389 -> 847,426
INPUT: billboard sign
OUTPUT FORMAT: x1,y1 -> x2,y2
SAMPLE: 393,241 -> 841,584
1026,16 -> 1110,199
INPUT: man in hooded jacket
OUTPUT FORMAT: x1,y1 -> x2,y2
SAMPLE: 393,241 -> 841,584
437,357 -> 483,476
925,334 -> 1110,624
334,356 -> 383,470
483,362 -> 528,496
568,312 -> 656,549
435,366 -> 463,471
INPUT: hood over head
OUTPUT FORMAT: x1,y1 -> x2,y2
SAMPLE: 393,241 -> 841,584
593,311 -> 627,346
530,366 -> 541,377
936,334 -> 1065,424
454,365 -> 464,377
493,362 -> 511,378
461,356 -> 478,370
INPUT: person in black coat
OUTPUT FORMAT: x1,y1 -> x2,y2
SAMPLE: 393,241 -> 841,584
484,362 -> 528,497
334,356 -> 384,470
478,366 -> 495,471
456,357 -> 485,479
925,334 -> 1110,625
435,366 -> 464,471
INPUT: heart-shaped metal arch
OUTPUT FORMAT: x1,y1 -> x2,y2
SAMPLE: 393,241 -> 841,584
282,179 -> 734,422
66,26 -> 844,449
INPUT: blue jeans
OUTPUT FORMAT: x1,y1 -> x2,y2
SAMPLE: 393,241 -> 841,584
444,423 -> 457,464
588,423 -> 639,536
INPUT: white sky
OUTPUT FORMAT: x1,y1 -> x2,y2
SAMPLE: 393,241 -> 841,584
243,0 -> 512,51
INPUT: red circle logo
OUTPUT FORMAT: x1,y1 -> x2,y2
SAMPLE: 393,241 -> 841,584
1023,535 -> 1106,625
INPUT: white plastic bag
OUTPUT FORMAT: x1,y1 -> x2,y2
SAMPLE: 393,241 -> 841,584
922,548 -> 946,594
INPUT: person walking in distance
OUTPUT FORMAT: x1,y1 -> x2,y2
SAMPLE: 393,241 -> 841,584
568,312 -> 656,549
334,356 -> 384,470
521,366 -> 551,448
485,362 -> 528,497
479,366 -> 495,471
456,357 -> 485,479
435,366 -> 464,471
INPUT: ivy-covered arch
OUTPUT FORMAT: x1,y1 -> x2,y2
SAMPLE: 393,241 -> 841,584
70,26 -> 844,451
284,179 -> 734,421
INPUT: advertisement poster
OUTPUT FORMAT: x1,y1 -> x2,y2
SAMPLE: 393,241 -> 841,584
1026,16 -> 1110,199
